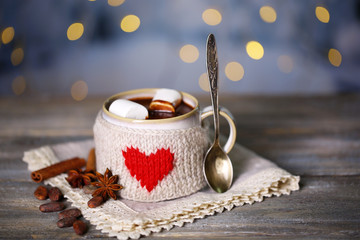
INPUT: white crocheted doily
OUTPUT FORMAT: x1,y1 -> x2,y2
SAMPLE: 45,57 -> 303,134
23,139 -> 300,240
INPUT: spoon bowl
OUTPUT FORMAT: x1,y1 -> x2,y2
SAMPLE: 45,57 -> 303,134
203,33 -> 233,193
204,143 -> 233,193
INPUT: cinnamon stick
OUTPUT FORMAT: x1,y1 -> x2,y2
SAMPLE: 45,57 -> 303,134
31,157 -> 86,183
85,148 -> 96,172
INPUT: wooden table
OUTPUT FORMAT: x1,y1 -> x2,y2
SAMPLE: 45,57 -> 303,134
1,94 -> 359,239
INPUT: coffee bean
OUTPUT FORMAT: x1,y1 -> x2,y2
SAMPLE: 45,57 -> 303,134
73,220 -> 87,235
34,186 -> 48,200
57,217 -> 77,228
58,208 -> 82,219
87,196 -> 104,208
48,187 -> 63,201
39,202 -> 65,212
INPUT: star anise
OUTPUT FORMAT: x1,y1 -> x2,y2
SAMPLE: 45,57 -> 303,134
91,168 -> 123,200
66,169 -> 96,188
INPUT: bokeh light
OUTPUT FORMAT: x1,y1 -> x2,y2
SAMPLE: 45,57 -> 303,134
277,55 -> 294,73
259,6 -> 277,23
1,27 -> 15,44
71,80 -> 88,101
67,23 -> 84,41
198,73 -> 210,92
179,44 -> 199,63
120,15 -> 140,33
246,41 -> 264,60
11,48 -> 24,66
328,48 -> 342,67
225,62 -> 244,81
315,6 -> 330,23
12,76 -> 26,96
202,9 -> 222,26
108,0 -> 125,7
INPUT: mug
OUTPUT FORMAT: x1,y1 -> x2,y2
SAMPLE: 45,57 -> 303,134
93,88 -> 236,202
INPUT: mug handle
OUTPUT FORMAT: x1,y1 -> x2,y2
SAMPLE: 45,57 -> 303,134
200,106 -> 237,154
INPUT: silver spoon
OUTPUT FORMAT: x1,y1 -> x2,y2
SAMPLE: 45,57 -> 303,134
203,34 -> 233,193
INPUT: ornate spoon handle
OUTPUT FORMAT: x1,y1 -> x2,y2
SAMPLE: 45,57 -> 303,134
206,33 -> 220,145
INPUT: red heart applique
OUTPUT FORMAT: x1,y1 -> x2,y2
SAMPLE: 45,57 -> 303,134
122,147 -> 174,192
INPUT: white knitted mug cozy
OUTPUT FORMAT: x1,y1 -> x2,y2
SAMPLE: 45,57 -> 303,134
93,89 -> 236,202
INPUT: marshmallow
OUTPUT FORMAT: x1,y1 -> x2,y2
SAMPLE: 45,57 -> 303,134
149,88 -> 182,113
109,99 -> 148,120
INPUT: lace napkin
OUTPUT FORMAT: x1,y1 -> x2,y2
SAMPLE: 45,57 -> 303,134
23,139 -> 300,240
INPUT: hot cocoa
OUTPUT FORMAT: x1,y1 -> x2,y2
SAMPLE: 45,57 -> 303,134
107,88 -> 194,120
129,97 -> 194,119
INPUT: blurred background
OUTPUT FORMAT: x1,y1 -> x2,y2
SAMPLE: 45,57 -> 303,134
0,0 -> 359,100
